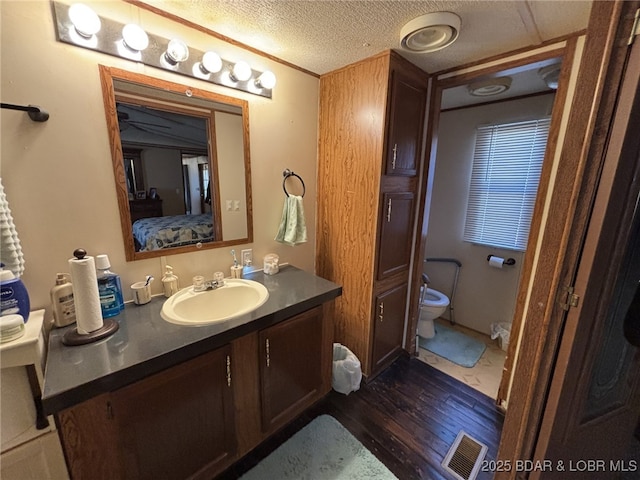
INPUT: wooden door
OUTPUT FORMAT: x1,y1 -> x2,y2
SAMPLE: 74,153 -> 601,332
371,283 -> 408,372
377,191 -> 416,279
111,347 -> 236,480
384,70 -> 426,177
531,33 -> 640,479
198,162 -> 210,214
259,307 -> 323,433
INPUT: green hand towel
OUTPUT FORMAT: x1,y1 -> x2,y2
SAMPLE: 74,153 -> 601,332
275,195 -> 307,246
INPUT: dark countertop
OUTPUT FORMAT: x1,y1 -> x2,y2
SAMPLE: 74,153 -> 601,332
42,265 -> 341,415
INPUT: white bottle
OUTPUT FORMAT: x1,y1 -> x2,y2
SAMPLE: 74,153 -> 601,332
162,265 -> 179,298
50,273 -> 76,327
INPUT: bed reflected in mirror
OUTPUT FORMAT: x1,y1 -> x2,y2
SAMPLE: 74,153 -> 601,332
99,65 -> 253,261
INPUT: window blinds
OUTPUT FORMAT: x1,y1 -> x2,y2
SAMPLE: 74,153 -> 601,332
463,118 -> 551,251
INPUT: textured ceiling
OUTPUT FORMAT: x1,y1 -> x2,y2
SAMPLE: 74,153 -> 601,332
138,0 -> 592,75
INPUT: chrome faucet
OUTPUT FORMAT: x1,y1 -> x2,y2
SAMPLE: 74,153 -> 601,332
193,272 -> 225,292
203,280 -> 221,290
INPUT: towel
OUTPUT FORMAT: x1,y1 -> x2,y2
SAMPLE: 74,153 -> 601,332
275,195 -> 307,246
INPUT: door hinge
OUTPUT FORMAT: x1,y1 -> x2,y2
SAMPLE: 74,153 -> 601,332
558,285 -> 580,311
628,8 -> 640,45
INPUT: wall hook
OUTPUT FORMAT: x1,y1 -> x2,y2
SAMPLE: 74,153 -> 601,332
1,103 -> 49,122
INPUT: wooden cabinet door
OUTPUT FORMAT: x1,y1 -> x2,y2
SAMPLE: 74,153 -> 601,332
111,346 -> 236,480
384,70 -> 427,177
259,307 -> 323,433
377,191 -> 416,279
371,283 -> 408,372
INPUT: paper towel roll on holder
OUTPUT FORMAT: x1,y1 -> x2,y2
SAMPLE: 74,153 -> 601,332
487,255 -> 516,266
62,248 -> 119,346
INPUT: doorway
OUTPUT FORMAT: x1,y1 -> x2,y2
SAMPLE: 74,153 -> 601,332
416,56 -> 562,401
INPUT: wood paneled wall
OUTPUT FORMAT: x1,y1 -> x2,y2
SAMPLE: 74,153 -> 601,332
317,52 -> 391,372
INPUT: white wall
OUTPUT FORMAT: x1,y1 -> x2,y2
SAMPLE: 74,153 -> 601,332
216,112 -> 248,240
0,1 -> 319,318
425,94 -> 555,335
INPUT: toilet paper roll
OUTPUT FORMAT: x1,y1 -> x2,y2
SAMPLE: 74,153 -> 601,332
489,255 -> 505,269
68,255 -> 104,334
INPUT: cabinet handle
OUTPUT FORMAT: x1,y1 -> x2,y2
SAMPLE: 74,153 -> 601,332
266,338 -> 270,367
226,355 -> 232,387
392,143 -> 397,169
379,302 -> 384,322
387,199 -> 392,222
106,400 -> 114,420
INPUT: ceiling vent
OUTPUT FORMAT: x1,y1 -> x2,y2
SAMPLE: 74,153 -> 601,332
400,12 -> 461,53
468,77 -> 512,97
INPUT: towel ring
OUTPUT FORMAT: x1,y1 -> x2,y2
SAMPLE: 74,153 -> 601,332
282,169 -> 306,197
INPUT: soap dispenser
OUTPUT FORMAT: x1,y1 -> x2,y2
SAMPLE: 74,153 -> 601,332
50,273 -> 76,327
162,265 -> 179,297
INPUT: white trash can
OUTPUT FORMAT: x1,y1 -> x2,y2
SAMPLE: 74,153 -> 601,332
332,343 -> 362,395
491,322 -> 511,352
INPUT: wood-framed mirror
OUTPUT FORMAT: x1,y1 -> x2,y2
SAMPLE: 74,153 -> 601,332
99,65 -> 253,261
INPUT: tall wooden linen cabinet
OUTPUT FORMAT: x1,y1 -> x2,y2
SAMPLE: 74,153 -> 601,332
317,51 -> 429,378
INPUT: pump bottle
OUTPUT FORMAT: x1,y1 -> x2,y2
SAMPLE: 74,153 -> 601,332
50,273 -> 76,327
162,265 -> 179,298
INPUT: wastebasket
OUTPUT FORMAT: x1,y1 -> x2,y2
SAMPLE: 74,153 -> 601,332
490,322 -> 511,352
332,343 -> 362,395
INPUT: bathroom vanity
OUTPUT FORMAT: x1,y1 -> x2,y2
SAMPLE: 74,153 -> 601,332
41,266 -> 341,479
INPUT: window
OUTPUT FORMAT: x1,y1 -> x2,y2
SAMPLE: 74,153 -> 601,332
463,118 -> 551,251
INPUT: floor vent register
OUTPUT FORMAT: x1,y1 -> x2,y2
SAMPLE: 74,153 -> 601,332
442,431 -> 488,480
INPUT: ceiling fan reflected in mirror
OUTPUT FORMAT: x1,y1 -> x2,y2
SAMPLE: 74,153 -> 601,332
116,108 -> 171,132
115,101 -> 209,149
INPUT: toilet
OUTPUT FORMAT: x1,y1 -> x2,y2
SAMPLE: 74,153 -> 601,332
418,288 -> 450,338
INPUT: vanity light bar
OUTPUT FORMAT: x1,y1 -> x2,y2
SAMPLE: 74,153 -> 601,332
52,2 -> 275,99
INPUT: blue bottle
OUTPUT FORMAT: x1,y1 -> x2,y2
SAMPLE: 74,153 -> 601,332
0,264 -> 30,322
95,254 -> 124,318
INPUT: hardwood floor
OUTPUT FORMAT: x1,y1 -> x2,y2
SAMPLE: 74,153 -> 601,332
219,354 -> 505,480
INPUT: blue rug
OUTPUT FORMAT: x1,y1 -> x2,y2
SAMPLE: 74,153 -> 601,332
419,323 -> 486,368
240,415 -> 397,479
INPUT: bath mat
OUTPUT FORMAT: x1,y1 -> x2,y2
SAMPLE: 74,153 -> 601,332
419,323 -> 486,368
239,414 -> 397,480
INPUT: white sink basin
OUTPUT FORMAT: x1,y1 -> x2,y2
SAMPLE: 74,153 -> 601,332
161,279 -> 269,326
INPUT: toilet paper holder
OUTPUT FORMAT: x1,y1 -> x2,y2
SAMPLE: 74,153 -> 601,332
487,255 -> 516,266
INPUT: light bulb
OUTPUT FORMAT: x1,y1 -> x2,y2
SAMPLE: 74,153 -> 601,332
200,51 -> 222,74
255,71 -> 276,89
68,3 -> 101,38
231,61 -> 252,82
165,39 -> 189,64
122,24 -> 149,52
